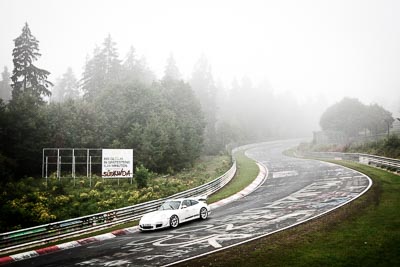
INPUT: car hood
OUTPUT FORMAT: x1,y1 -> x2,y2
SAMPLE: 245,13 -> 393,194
140,210 -> 175,222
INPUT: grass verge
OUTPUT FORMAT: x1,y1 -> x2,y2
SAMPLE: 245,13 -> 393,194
176,161 -> 400,267
208,150 -> 259,203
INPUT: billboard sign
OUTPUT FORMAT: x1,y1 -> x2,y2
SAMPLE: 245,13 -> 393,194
102,149 -> 133,178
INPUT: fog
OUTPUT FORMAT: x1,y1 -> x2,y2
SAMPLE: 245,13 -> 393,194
1,0 -> 400,130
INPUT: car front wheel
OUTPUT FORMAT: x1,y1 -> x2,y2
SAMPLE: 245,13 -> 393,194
200,207 -> 208,220
170,215 -> 179,228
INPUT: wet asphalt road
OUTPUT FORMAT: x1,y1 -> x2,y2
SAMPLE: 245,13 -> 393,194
9,140 -> 371,267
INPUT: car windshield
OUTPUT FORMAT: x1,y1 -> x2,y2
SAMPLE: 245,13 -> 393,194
159,201 -> 181,210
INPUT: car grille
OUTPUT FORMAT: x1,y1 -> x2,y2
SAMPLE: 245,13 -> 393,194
141,225 -> 153,230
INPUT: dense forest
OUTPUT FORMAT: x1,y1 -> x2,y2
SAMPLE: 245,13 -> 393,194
0,24 -> 206,182
0,23 -> 320,183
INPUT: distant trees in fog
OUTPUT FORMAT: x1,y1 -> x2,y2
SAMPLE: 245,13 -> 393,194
320,97 -> 394,137
0,23 -> 326,183
217,77 -> 320,145
0,67 -> 11,102
2,23 -> 378,182
51,67 -> 79,102
190,55 -> 218,154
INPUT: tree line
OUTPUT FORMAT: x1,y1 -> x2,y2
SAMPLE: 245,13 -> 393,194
0,23 -> 206,182
2,23 -> 392,183
320,97 -> 394,137
2,23 -> 311,183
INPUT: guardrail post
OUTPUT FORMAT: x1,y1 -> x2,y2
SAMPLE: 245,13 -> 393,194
86,149 -> 89,178
89,156 -> 92,187
72,149 -> 76,186
45,156 -> 48,187
42,149 -> 45,178
57,149 -> 60,180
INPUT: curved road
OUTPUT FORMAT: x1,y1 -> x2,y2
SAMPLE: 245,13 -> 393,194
8,140 -> 371,267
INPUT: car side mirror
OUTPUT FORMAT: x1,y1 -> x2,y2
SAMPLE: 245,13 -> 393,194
182,205 -> 187,209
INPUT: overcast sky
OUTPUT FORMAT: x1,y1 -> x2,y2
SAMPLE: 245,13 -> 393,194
0,0 -> 399,116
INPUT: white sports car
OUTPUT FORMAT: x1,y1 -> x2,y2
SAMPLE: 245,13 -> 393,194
139,197 -> 210,231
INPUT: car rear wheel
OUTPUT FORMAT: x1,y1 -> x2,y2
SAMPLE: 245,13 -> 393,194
170,215 -> 179,228
200,207 -> 208,220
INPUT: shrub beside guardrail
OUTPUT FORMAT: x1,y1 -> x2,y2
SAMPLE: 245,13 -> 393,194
0,161 -> 237,254
299,151 -> 400,173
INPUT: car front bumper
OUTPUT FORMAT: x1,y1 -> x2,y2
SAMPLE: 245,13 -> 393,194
139,220 -> 170,231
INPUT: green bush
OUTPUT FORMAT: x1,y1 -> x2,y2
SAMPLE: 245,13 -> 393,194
135,164 -> 150,189
345,134 -> 400,159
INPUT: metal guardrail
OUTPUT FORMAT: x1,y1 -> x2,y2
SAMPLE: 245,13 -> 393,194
357,153 -> 400,172
0,161 -> 237,254
299,151 -> 400,172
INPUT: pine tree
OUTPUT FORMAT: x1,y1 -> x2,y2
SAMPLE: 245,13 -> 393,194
0,66 -> 12,102
81,47 -> 105,100
11,22 -> 52,104
161,56 -> 204,168
81,35 -> 121,100
52,67 -> 79,102
190,55 -> 218,154
123,46 -> 137,72
163,53 -> 181,81
121,45 -> 155,86
102,34 -> 121,82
